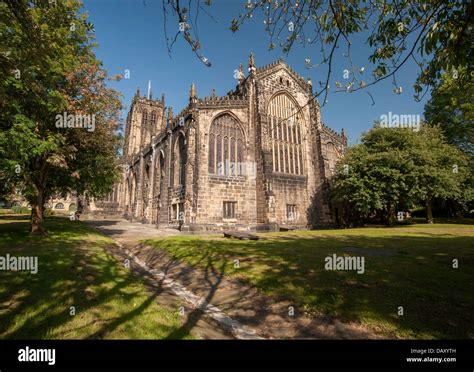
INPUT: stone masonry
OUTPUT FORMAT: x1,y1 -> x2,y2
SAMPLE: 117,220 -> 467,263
90,54 -> 346,232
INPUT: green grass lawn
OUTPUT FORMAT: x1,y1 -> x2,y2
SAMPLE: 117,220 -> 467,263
144,224 -> 474,339
0,216 -> 192,339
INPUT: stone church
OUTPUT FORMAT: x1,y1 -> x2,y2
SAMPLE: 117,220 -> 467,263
91,54 -> 346,231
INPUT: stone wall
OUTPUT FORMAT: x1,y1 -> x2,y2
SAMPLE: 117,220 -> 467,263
192,104 -> 257,231
89,56 -> 347,231
255,62 -> 316,229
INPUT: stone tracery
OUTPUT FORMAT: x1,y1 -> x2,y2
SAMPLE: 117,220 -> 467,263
267,93 -> 304,175
208,114 -> 245,176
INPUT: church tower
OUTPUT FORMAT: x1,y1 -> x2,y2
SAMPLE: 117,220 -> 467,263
124,86 -> 165,158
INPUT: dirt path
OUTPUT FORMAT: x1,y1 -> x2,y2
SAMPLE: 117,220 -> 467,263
86,219 -> 233,339
86,219 -> 383,339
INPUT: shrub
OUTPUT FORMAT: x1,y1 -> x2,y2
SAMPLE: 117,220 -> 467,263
12,206 -> 30,214
411,208 -> 426,218
43,208 -> 55,217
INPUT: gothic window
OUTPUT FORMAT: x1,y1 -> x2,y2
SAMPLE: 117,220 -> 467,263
237,138 -> 244,164
208,114 -> 244,176
154,152 -> 162,196
157,153 -> 165,197
230,137 -> 236,164
172,134 -> 186,187
143,163 -> 150,199
209,133 -> 215,174
223,135 -> 229,171
142,110 -> 148,126
268,93 -> 304,175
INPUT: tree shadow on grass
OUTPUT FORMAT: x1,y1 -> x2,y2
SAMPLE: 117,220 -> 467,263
0,215 -> 30,221
154,232 -> 474,339
164,250 -> 227,339
0,218 -> 174,339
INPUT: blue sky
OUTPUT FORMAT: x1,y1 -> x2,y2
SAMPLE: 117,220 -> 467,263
82,0 -> 430,144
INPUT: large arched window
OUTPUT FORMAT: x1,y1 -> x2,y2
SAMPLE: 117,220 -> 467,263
208,114 -> 244,176
268,93 -> 304,175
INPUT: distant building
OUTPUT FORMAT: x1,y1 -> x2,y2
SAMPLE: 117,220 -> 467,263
0,192 -> 76,213
45,194 -> 77,213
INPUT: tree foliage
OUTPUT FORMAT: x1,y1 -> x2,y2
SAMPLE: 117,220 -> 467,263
331,126 -> 471,225
424,68 -> 474,156
163,0 -> 473,104
0,0 -> 122,233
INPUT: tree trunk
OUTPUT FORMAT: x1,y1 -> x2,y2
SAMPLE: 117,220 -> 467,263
426,198 -> 434,224
28,153 -> 49,234
30,191 -> 44,235
387,203 -> 395,227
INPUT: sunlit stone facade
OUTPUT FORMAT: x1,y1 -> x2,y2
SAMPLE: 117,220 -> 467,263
93,55 -> 346,231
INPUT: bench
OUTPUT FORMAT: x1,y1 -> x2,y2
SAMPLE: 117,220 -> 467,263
279,226 -> 296,232
223,231 -> 259,240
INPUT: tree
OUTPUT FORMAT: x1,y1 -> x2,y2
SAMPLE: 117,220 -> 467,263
331,128 -> 417,226
0,0 -> 121,234
162,0 -> 473,106
424,68 -> 474,156
408,126 -> 471,223
331,126 -> 471,225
